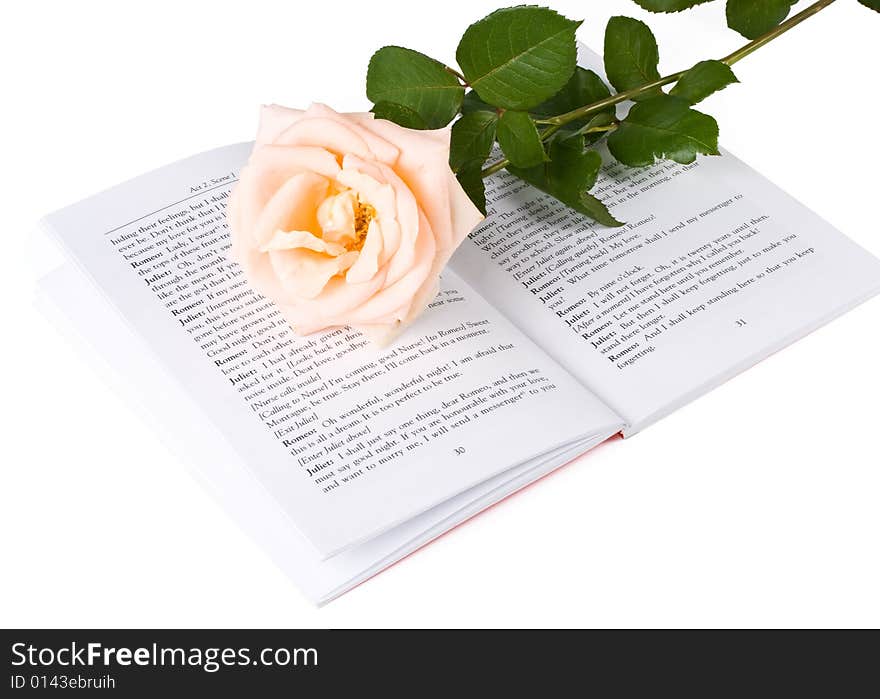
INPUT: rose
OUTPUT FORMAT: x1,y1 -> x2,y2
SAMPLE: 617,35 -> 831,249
227,103 -> 483,346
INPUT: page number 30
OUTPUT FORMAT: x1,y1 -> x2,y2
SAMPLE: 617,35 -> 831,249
454,447 -> 466,456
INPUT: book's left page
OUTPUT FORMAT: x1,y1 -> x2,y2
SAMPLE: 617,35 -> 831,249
38,261 -> 612,604
42,143 -> 621,557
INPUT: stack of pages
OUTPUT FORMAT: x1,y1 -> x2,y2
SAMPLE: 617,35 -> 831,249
38,48 -> 880,603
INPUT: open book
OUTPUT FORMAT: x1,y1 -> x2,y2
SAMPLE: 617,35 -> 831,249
38,48 -> 880,604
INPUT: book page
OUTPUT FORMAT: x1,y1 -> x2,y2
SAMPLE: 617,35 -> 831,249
38,262 -> 614,604
447,41 -> 880,432
43,143 -> 621,556
451,148 -> 880,433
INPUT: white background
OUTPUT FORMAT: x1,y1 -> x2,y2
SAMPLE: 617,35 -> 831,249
2,0 -> 879,628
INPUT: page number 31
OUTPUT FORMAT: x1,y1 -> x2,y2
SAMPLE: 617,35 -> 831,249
736,318 -> 748,328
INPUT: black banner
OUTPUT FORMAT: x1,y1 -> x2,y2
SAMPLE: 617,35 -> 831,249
1,629 -> 876,695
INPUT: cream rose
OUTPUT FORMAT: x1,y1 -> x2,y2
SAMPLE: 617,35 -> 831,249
227,103 -> 484,346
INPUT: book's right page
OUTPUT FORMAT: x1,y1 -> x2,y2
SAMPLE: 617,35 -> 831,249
451,53 -> 880,434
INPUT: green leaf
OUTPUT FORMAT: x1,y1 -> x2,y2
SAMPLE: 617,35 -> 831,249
497,111 -> 547,168
456,7 -> 581,111
604,17 -> 662,100
608,95 -> 719,167
530,67 -> 614,132
858,0 -> 880,11
670,60 -> 738,104
450,111 -> 498,173
577,191 -> 624,228
366,46 -> 464,128
631,0 -> 715,10
455,160 -> 487,215
509,136 -> 623,227
370,102 -> 428,129
461,90 -> 495,115
531,67 -> 612,117
726,0 -> 795,40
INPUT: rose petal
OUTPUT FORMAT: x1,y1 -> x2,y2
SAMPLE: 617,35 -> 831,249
300,103 -> 400,164
345,219 -> 383,283
265,104 -> 401,165
445,167 -> 485,248
337,156 -> 422,283
336,159 -> 397,216
236,146 -> 339,234
341,209 -> 436,324
316,190 -> 357,244
260,229 -> 347,257
274,117 -> 373,161
269,248 -> 359,299
351,322 -> 405,348
251,171 -> 329,247
339,155 -> 420,280
256,104 -> 305,145
359,120 -> 480,251
232,242 -> 288,302
280,268 -> 389,333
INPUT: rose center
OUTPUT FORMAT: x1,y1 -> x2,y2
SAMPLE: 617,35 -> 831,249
352,198 -> 376,250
